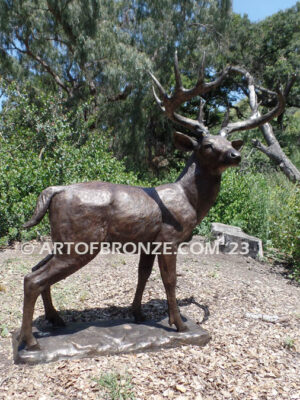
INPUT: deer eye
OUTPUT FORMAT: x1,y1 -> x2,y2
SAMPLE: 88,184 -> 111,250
203,143 -> 213,150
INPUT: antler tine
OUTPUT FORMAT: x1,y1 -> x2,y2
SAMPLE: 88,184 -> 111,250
149,71 -> 167,99
152,86 -> 165,112
174,50 -> 183,90
150,52 -> 231,136
219,66 -> 285,137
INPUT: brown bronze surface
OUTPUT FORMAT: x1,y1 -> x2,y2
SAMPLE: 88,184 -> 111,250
13,316 -> 210,365
17,53 -> 282,351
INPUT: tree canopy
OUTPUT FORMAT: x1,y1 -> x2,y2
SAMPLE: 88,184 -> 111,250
0,0 -> 299,169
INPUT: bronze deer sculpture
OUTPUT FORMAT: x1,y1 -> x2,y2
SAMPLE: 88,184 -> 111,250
19,53 -> 284,350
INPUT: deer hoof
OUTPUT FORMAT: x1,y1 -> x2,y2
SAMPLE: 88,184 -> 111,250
177,324 -> 189,333
47,314 -> 66,327
17,332 -> 40,351
133,311 -> 146,323
26,342 -> 41,351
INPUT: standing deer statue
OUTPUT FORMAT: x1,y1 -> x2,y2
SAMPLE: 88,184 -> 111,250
19,53 -> 284,350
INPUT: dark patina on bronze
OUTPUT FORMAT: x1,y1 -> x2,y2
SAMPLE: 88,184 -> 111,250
13,315 -> 211,364
17,53 -> 284,351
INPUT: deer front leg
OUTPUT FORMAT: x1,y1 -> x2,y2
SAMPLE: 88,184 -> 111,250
158,253 -> 188,332
132,253 -> 155,322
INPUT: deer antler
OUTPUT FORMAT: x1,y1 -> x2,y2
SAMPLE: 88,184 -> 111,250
151,55 -> 285,139
150,51 -> 231,137
218,66 -> 285,137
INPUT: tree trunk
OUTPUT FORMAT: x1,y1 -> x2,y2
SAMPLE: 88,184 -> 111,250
252,122 -> 300,184
238,68 -> 300,184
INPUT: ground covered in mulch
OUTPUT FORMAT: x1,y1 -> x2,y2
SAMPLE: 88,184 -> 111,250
0,237 -> 299,400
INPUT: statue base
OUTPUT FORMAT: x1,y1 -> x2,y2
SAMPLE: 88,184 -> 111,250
12,316 -> 210,364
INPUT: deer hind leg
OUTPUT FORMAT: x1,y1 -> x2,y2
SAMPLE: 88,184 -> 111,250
18,253 -> 97,350
41,286 -> 65,326
158,253 -> 188,332
132,253 -> 155,322
31,254 -> 65,327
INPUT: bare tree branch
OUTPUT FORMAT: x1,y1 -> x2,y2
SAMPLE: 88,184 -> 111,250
14,32 -> 70,94
219,66 -> 285,136
237,67 -> 300,183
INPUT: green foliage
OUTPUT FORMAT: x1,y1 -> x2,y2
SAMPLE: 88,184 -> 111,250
0,324 -> 10,338
0,0 -> 233,167
195,169 -> 300,278
267,179 -> 300,279
195,169 -> 269,238
280,110 -> 300,167
283,337 -> 296,350
95,373 -> 135,400
0,82 -> 92,154
0,135 -> 141,242
225,4 -> 300,85
0,0 -> 151,101
0,86 -> 141,242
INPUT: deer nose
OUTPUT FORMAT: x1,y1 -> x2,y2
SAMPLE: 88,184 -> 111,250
229,150 -> 241,162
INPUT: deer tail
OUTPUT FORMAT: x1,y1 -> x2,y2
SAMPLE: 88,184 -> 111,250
23,186 -> 65,228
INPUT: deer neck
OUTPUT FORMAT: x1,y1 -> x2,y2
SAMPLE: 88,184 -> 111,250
176,154 -> 221,223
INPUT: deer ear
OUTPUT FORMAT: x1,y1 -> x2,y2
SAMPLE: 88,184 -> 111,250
174,132 -> 198,152
231,139 -> 244,151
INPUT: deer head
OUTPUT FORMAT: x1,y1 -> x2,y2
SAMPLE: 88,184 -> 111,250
150,52 -> 285,174
173,131 -> 243,174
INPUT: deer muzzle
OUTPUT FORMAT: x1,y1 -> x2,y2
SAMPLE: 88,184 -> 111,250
226,149 -> 241,165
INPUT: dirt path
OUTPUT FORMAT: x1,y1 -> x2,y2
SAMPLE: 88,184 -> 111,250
0,237 -> 299,399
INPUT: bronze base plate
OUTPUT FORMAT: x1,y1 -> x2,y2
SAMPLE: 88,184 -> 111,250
12,316 -> 211,364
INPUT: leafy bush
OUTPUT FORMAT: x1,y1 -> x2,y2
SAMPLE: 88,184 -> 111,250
195,169 -> 300,278
267,177 -> 300,279
0,135 -> 141,242
0,82 -> 94,154
0,84 -> 143,243
195,169 -> 269,237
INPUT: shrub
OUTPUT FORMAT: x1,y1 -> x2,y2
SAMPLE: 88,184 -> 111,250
0,135 -> 141,242
195,169 -> 269,238
267,176 -> 300,278
0,84 -> 143,242
195,169 -> 300,278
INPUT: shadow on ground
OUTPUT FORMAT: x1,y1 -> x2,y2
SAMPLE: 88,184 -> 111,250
34,296 -> 210,334
14,298 -> 211,364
